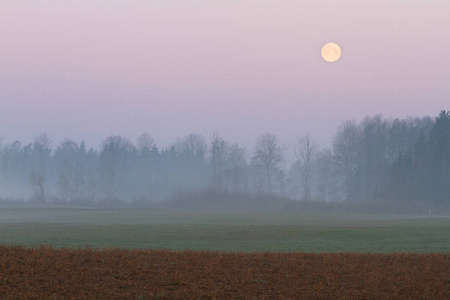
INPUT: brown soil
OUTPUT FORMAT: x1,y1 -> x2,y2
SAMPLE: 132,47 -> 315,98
0,246 -> 449,299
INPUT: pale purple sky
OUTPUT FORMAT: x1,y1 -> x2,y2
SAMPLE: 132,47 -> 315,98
1,1 -> 449,151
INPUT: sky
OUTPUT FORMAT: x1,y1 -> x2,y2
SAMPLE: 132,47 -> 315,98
1,0 -> 449,152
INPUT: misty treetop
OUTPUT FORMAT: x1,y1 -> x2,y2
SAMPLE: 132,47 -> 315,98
0,111 -> 449,210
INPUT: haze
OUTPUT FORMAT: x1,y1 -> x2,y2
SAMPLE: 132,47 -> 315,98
1,1 -> 449,149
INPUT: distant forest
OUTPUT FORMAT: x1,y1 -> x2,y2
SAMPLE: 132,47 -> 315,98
1,110 -> 449,212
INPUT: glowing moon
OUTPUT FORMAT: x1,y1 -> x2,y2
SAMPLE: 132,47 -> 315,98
321,43 -> 341,62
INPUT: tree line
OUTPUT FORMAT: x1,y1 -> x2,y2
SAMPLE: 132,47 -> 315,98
0,111 -> 449,210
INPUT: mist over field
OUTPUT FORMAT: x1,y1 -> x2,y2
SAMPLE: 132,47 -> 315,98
2,1 -> 450,216
0,111 -> 449,215
2,4 -> 450,300
1,2 -> 450,298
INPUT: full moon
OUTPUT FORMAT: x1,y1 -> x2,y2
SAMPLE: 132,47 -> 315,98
321,43 -> 341,62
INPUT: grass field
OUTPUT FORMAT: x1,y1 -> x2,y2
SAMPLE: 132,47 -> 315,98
1,205 -> 449,252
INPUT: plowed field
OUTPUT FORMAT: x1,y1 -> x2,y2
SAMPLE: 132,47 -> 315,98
0,246 -> 448,299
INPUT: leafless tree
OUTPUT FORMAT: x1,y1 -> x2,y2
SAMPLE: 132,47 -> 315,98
134,133 -> 156,200
98,135 -> 133,199
209,132 -> 229,189
30,133 -> 52,202
54,139 -> 85,202
252,133 -> 284,195
137,132 -> 155,153
333,120 -> 360,201
224,143 -> 247,192
180,134 -> 208,190
274,169 -> 286,198
182,134 -> 207,160
294,135 -> 318,201
359,115 -> 389,201
315,148 -> 340,202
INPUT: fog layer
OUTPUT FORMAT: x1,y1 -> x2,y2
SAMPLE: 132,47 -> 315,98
1,111 -> 449,213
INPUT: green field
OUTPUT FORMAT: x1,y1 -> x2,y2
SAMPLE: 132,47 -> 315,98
0,205 -> 449,252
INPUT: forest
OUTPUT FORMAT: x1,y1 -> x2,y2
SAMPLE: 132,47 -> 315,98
1,111 -> 449,213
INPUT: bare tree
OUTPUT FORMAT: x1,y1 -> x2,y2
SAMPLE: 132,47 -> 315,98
54,139 -> 88,202
315,148 -> 340,202
209,132 -> 229,190
274,169 -> 286,198
57,158 -> 72,201
252,133 -> 284,195
359,115 -> 389,201
30,133 -> 52,202
333,120 -> 360,201
175,133 -> 208,191
137,132 -> 155,153
98,135 -> 133,199
1,140 -> 30,198
135,133 -> 156,200
294,135 -> 318,201
182,134 -> 207,161
224,143 -> 247,192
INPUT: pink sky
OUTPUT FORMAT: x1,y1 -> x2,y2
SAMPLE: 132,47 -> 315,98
1,1 -> 449,151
